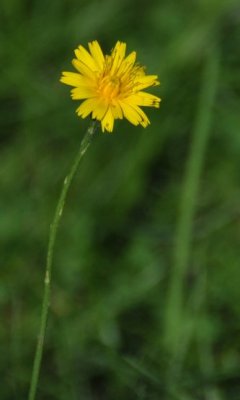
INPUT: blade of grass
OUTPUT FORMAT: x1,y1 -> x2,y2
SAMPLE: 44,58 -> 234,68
163,43 -> 220,360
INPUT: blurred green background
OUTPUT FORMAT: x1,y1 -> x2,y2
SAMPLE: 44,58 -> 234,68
1,0 -> 240,399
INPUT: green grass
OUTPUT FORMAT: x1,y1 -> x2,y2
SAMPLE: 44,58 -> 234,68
1,0 -> 240,399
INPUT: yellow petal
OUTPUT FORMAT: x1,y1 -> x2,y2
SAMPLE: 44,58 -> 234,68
71,87 -> 95,100
74,45 -> 98,71
72,59 -> 96,79
118,51 -> 136,76
119,101 -> 140,126
119,101 -> 150,127
88,41 -> 105,70
129,104 -> 150,127
111,101 -> 123,119
134,75 -> 160,90
101,107 -> 114,132
110,41 -> 126,74
76,99 -> 97,118
60,72 -> 89,87
92,101 -> 108,120
127,92 -> 161,108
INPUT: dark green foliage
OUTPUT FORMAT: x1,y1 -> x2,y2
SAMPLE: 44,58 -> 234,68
1,0 -> 240,398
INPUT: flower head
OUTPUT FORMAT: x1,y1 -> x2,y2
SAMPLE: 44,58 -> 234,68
60,41 -> 161,133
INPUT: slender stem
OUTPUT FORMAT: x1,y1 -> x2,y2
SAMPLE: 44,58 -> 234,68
28,121 -> 98,400
164,45 -> 219,355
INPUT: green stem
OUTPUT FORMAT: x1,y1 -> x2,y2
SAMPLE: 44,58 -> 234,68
164,45 -> 219,355
28,121 -> 98,400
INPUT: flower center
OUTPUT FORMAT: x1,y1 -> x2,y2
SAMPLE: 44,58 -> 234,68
98,75 -> 121,101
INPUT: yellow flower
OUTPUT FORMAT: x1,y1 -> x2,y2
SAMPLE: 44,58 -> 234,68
60,40 -> 161,133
